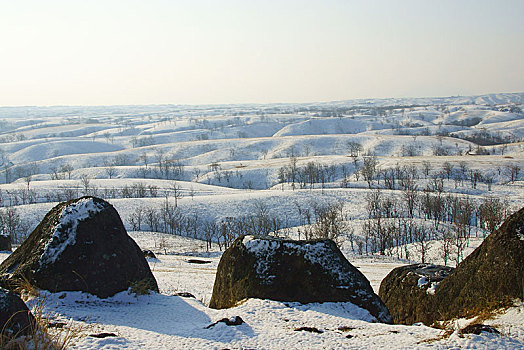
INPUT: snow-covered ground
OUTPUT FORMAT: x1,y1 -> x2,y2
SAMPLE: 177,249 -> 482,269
1,93 -> 523,348
2,232 -> 522,349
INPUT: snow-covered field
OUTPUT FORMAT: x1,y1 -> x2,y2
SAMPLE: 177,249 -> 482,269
3,233 -> 523,349
1,93 -> 523,348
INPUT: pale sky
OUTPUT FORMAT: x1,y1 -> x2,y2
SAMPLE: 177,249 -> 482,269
1,0 -> 523,106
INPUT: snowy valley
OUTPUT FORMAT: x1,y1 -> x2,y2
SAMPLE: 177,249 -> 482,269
0,92 -> 523,349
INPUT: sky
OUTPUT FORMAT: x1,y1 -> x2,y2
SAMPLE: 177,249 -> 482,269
1,0 -> 523,106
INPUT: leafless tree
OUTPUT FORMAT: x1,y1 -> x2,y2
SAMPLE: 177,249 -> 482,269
478,196 -> 507,236
79,174 -> 91,195
412,223 -> 432,264
0,207 -> 23,243
128,206 -> 145,231
442,161 -> 453,180
347,141 -> 363,158
506,163 -> 520,183
422,160 -> 432,179
106,165 -> 116,179
439,227 -> 453,266
171,181 -> 183,207
60,163 -> 75,180
310,201 -> 347,248
361,156 -> 378,188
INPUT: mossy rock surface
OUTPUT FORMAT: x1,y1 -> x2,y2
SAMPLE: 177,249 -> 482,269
380,206 -> 524,325
0,196 -> 158,298
432,206 -> 524,320
379,264 -> 453,325
210,235 -> 392,323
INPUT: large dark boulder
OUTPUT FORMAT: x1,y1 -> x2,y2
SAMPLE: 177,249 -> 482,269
431,206 -> 524,320
380,206 -> 524,325
378,264 -> 454,325
0,235 -> 11,252
0,197 -> 158,298
0,287 -> 35,339
209,235 -> 392,323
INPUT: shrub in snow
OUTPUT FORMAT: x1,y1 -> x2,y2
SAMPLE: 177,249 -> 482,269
209,235 -> 392,323
0,196 -> 158,298
378,263 -> 453,325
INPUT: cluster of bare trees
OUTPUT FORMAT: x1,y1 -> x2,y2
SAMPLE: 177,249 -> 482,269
358,188 -> 509,266
278,158 -> 340,190
0,178 -> 188,206
341,157 -> 519,192
0,207 -> 28,244
127,200 -> 290,251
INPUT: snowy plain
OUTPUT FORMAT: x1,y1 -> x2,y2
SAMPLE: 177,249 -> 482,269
0,92 -> 523,348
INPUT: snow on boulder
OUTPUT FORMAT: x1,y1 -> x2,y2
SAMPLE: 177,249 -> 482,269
0,287 -> 35,339
381,206 -> 524,325
378,264 -> 454,325
0,197 -> 158,298
430,206 -> 524,321
209,235 -> 392,323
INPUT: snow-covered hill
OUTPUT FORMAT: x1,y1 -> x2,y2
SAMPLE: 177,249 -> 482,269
0,92 -> 523,349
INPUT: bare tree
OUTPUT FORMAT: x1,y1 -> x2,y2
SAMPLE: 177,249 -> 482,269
439,227 -> 453,266
60,163 -> 75,180
347,141 -> 363,158
310,202 -> 347,248
79,174 -> 91,195
171,181 -> 183,207
361,156 -> 378,188
422,160 -> 431,179
478,196 -> 507,236
506,163 -> 520,183
412,223 -> 432,264
106,165 -> 116,179
442,161 -> 453,180
0,207 -> 22,243
202,220 -> 219,251
128,206 -> 145,231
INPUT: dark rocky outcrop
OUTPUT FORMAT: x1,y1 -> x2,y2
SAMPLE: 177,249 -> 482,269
0,287 -> 35,339
187,259 -> 211,264
461,324 -> 500,335
379,206 -> 524,325
0,235 -> 11,252
142,250 -> 157,259
205,316 -> 244,328
173,292 -> 195,298
209,235 -> 392,323
431,206 -> 524,320
378,264 -> 454,325
0,196 -> 158,298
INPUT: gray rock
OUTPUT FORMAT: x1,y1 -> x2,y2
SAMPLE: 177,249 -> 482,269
0,236 -> 11,252
0,287 -> 35,339
0,197 -> 158,298
210,235 -> 392,323
378,263 -> 453,325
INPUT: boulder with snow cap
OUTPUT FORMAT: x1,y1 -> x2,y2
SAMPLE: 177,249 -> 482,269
0,196 -> 158,298
378,263 -> 454,325
209,235 -> 392,323
380,206 -> 524,325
